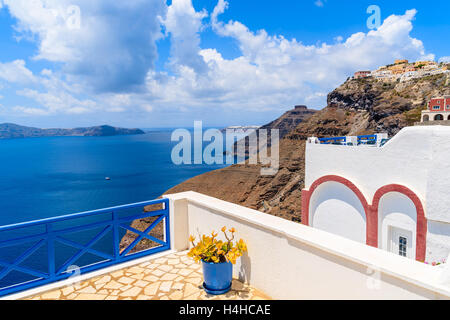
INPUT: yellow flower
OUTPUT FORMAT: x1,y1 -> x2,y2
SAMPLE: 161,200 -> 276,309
187,228 -> 246,265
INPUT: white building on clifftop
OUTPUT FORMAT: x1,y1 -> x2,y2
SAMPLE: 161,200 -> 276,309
302,126 -> 450,263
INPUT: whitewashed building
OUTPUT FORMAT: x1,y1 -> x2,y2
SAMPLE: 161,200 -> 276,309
302,126 -> 450,263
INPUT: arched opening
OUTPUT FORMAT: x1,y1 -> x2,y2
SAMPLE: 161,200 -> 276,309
434,114 -> 444,121
309,181 -> 367,244
377,192 -> 417,259
373,185 -> 426,261
447,115 -> 450,120
422,115 -> 429,122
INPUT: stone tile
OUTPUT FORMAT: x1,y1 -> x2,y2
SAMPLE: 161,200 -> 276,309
185,277 -> 202,286
183,283 -> 199,298
159,281 -> 173,293
172,282 -> 185,291
41,290 -> 61,300
167,258 -> 180,265
178,268 -> 194,277
95,283 -> 106,290
134,280 -> 150,288
103,281 -> 122,290
24,251 -> 270,301
152,269 -> 165,277
67,293 -> 78,299
119,286 -> 142,297
144,275 -> 159,282
131,274 -> 145,280
160,273 -> 178,281
95,275 -> 111,284
78,286 -> 97,294
119,285 -> 133,292
184,292 -> 200,300
73,282 -> 89,290
169,291 -> 183,300
118,276 -> 136,285
74,293 -> 107,300
128,266 -> 145,273
61,286 -> 74,296
110,270 -> 124,278
144,282 -> 160,296
158,264 -> 173,272
153,258 -> 167,264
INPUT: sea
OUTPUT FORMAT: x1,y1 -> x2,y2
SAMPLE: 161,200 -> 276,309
0,129 -> 230,291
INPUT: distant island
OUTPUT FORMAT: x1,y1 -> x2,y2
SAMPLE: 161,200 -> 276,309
0,123 -> 145,139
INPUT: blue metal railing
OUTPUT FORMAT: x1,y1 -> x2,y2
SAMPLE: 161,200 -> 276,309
318,136 -> 347,145
319,134 -> 379,146
0,198 -> 170,297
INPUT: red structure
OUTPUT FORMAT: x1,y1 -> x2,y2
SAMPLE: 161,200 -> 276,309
302,175 -> 427,262
354,71 -> 371,79
428,96 -> 450,112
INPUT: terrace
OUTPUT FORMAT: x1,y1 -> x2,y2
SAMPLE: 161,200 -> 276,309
312,133 -> 389,147
1,191 -> 450,300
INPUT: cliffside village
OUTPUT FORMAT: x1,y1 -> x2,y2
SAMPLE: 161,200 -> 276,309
354,59 -> 449,82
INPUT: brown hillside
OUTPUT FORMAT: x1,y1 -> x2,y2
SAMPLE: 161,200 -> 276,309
121,73 -> 450,249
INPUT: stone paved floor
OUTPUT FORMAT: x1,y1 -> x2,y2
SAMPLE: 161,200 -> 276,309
25,251 -> 271,300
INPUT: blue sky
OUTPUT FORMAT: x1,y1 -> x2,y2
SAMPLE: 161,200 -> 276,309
0,0 -> 449,129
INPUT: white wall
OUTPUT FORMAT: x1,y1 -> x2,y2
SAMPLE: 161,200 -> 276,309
305,126 -> 450,261
309,181 -> 366,244
166,192 -> 450,300
305,126 -> 434,202
427,221 -> 450,263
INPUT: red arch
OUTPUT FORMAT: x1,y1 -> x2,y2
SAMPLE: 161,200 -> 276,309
301,175 -> 377,247
373,185 -> 427,261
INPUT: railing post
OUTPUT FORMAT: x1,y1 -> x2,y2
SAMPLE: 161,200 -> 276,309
112,211 -> 120,261
46,224 -> 55,280
164,199 -> 171,249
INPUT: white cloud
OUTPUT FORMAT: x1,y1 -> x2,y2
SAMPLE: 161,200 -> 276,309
0,60 -> 37,84
162,0 -> 208,73
3,0 -> 167,93
16,88 -> 97,115
439,56 -> 450,63
0,1 -> 437,122
145,2 -> 433,111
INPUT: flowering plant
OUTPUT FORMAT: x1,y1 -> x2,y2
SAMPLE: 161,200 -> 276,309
424,258 -> 446,266
187,227 -> 247,264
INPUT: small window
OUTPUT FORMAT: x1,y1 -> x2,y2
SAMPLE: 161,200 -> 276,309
447,105 -> 450,110
399,237 -> 407,257
433,106 -> 440,110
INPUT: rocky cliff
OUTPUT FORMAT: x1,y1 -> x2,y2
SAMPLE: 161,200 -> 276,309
164,74 -> 450,221
121,73 -> 450,247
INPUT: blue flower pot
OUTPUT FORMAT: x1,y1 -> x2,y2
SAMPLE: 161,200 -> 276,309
202,260 -> 233,295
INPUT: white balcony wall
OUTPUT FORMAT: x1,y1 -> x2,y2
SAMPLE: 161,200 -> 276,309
166,192 -> 450,300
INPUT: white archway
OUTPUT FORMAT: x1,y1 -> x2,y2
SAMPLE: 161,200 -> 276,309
309,181 -> 367,243
378,192 -> 417,259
